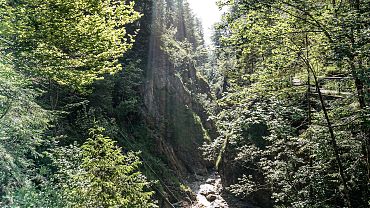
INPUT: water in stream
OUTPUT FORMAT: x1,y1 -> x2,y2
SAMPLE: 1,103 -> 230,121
189,173 -> 229,208
174,172 -> 257,208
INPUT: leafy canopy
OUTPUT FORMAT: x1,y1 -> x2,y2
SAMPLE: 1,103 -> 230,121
5,0 -> 141,91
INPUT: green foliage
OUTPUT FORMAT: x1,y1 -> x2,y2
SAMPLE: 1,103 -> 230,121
206,0 -> 370,207
4,183 -> 67,208
63,128 -> 156,208
113,60 -> 144,119
162,27 -> 197,67
4,0 -> 141,91
0,62 -> 49,202
1,0 -> 163,206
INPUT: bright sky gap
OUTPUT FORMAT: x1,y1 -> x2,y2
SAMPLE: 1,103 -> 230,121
187,0 -> 223,45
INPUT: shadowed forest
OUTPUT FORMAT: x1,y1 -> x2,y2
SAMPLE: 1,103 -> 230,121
0,0 -> 369,207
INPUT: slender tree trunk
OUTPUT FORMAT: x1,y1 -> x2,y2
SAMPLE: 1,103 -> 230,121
310,66 -> 352,208
348,1 -> 370,197
349,59 -> 366,109
348,0 -> 366,109
301,33 -> 351,206
305,34 -> 314,200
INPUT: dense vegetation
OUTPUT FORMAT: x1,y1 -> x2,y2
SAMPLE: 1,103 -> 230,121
0,0 -> 369,207
203,0 -> 369,207
0,0 -> 156,207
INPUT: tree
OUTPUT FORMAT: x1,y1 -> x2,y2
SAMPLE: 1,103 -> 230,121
205,0 -> 369,207
64,128 -> 156,208
0,62 -> 50,204
4,0 -> 141,91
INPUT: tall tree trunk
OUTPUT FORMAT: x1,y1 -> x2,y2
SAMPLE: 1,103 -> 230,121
305,34 -> 314,201
347,1 -> 370,195
301,33 -> 352,206
348,58 -> 366,109
310,66 -> 352,208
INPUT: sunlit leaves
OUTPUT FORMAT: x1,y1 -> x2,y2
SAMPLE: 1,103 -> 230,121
208,0 -> 369,207
6,0 -> 141,92
63,128 -> 157,208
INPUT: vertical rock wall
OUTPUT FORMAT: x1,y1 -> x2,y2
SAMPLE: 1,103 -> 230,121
143,0 -> 211,176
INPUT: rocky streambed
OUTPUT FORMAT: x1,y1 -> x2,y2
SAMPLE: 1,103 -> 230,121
173,172 -> 257,208
190,173 -> 229,208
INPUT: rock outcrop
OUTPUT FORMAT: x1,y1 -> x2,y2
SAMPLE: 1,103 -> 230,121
143,0 -> 213,176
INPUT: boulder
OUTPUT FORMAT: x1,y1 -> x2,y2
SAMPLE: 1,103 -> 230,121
199,184 -> 216,196
207,194 -> 217,202
206,178 -> 216,184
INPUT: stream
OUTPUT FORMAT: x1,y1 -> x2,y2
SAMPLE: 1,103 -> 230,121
189,172 -> 229,208
172,172 -> 258,208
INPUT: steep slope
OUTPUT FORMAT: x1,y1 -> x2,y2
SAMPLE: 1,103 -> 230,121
143,0 -> 213,176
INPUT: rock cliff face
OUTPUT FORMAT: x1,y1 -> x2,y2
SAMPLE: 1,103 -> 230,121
143,0 -> 213,176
